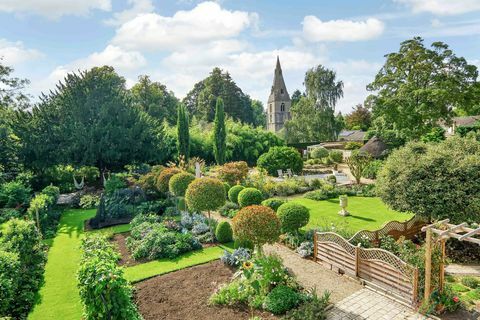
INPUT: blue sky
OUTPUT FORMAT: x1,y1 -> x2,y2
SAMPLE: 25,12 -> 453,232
1,0 -> 479,113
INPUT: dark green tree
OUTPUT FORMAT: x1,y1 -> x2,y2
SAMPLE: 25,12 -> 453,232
213,97 -> 227,165
130,75 -> 179,124
367,37 -> 479,140
251,99 -> 267,128
176,104 -> 190,161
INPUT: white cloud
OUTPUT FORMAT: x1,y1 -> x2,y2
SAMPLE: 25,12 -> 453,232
302,16 -> 384,42
112,1 -> 257,51
0,39 -> 43,65
104,0 -> 154,26
0,0 -> 111,19
395,0 -> 480,16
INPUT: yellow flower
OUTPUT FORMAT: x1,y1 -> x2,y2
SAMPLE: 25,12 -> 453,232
242,261 -> 253,270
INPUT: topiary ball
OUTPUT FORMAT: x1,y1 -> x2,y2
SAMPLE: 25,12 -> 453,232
237,187 -> 263,207
228,185 -> 245,204
156,168 -> 182,193
232,205 -> 281,250
264,285 -> 300,314
215,221 -> 233,243
261,198 -> 286,212
223,182 -> 231,198
276,202 -> 310,233
169,172 -> 195,197
185,177 -> 226,212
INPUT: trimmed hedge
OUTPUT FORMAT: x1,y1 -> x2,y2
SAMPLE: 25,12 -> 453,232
169,172 -> 195,197
228,185 -> 245,204
215,221 -> 233,243
237,187 -> 263,208
277,203 -> 310,233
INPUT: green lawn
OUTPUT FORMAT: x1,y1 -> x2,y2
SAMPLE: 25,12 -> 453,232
291,197 -> 413,233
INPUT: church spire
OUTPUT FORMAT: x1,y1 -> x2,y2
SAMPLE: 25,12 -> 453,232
267,56 -> 291,132
269,56 -> 290,101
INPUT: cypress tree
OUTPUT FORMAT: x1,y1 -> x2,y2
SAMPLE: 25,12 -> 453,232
213,97 -> 226,165
177,104 -> 190,161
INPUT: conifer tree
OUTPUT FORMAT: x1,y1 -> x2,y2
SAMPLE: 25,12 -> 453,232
213,97 -> 226,165
177,104 -> 190,161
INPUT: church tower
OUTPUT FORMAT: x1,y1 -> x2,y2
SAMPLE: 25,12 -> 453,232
267,56 -> 291,132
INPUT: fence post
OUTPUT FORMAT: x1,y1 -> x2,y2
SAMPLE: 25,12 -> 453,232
355,246 -> 360,277
313,232 -> 318,262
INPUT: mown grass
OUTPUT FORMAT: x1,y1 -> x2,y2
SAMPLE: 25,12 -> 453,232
290,197 -> 413,233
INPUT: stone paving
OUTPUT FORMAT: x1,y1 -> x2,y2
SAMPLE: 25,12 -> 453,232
326,289 -> 431,320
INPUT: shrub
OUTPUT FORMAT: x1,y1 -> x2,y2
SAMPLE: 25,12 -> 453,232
228,185 -> 245,204
220,248 -> 251,267
377,137 -> 480,223
257,146 -> 303,177
232,205 -> 281,253
78,235 -> 141,320
79,194 -> 101,209
0,208 -> 21,223
219,201 -> 239,218
362,160 -> 383,179
277,203 -> 310,233
264,285 -> 300,314
215,221 -> 233,243
326,175 -> 337,184
461,277 -> 479,289
41,185 -> 60,205
0,219 -> 46,318
135,199 -> 173,215
310,147 -> 329,159
217,161 -> 249,185
238,187 -> 263,207
137,167 -> 163,195
156,167 -> 182,193
329,150 -> 343,163
0,250 -> 20,316
261,198 -> 286,212
104,175 -> 127,194
185,178 -> 226,212
169,172 -> 195,197
0,181 -> 30,208
223,182 -> 230,197
346,150 -> 372,184
76,166 -> 100,183
344,141 -> 363,150
284,290 -> 330,320
296,241 -> 314,258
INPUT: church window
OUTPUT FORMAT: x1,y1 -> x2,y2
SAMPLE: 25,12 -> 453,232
269,104 -> 272,113
281,88 -> 284,94
280,103 -> 285,112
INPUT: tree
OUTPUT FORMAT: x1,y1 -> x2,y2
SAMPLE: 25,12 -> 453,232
213,97 -> 227,165
13,66 -> 167,171
257,146 -> 303,176
345,150 -> 372,184
183,67 -> 255,124
304,65 -> 344,111
130,75 -> 178,124
177,104 -> 190,161
251,99 -> 267,128
0,59 -> 30,109
291,89 -> 303,107
345,104 -> 371,130
377,137 -> 480,223
367,37 -> 479,140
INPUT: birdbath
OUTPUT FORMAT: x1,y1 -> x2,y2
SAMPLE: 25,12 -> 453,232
338,195 -> 350,216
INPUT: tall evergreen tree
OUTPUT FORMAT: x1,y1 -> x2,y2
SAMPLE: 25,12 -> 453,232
213,97 -> 226,165
177,104 -> 190,161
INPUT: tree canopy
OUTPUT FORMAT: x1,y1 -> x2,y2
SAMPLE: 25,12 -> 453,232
345,104 -> 371,130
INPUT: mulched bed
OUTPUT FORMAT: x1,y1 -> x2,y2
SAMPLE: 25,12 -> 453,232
134,260 -> 278,320
112,232 -> 144,267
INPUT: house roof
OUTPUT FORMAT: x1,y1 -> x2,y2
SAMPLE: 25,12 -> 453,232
338,130 -> 366,141
439,116 -> 480,128
359,136 -> 388,158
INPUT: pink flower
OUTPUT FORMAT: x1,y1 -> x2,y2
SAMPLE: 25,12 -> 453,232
453,296 -> 459,303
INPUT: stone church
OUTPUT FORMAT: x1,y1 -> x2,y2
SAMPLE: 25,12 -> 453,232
267,56 -> 291,132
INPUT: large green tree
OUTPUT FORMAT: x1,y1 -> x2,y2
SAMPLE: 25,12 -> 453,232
130,75 -> 178,124
177,104 -> 190,161
345,104 -> 371,130
213,97 -> 227,165
0,59 -> 30,109
367,37 -> 479,140
183,68 -> 255,124
251,99 -> 267,128
14,66 -> 166,171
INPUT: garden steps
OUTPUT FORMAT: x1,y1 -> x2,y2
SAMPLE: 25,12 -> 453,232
446,264 -> 480,276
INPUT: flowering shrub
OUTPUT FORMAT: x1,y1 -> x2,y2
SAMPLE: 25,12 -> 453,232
217,161 -> 249,185
232,205 -> 281,253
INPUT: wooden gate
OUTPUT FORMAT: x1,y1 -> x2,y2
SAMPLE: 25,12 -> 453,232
314,232 -> 419,305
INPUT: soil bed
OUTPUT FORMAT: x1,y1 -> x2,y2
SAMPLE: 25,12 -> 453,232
134,260 -> 278,320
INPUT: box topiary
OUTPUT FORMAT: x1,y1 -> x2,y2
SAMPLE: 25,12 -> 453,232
237,187 -> 263,207
261,198 -> 286,212
228,185 -> 245,204
276,202 -> 310,233
169,172 -> 195,197
264,285 -> 300,314
156,168 -> 182,193
215,221 -> 233,243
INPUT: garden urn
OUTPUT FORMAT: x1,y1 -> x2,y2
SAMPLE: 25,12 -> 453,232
338,195 -> 350,216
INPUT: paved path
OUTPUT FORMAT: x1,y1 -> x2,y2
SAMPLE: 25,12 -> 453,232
446,264 -> 480,276
264,244 -> 362,302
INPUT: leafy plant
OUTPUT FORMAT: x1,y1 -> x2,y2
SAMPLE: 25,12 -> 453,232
217,161 -> 249,185
461,277 -> 479,289
277,202 -> 310,233
328,150 -> 343,163
296,241 -> 314,258
215,221 -> 233,243
104,174 -> 127,195
220,248 -> 251,267
168,172 -> 195,197
228,185 -> 244,204
0,181 -> 30,208
156,167 -> 182,193
310,147 -> 329,159
79,194 -> 101,209
261,198 -> 286,212
284,290 -> 330,320
264,285 -> 300,314
257,146 -> 303,177
238,187 -> 263,207
346,150 -> 372,184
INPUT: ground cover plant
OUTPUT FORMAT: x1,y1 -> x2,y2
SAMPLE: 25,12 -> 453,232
448,275 -> 480,311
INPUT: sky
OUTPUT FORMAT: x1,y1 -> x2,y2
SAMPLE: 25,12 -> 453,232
1,0 -> 479,114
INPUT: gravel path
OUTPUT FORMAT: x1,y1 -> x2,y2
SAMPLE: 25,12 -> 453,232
264,243 -> 362,302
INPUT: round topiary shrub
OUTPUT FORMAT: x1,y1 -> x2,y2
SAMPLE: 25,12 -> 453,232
264,285 -> 300,314
223,182 -> 231,198
237,187 -> 263,207
169,172 -> 195,197
261,198 -> 286,212
257,146 -> 303,177
329,150 -> 343,163
215,221 -> 233,243
185,178 -> 226,212
156,168 -> 182,193
276,203 -> 310,233
310,147 -> 329,159
232,205 -> 281,253
228,185 -> 245,204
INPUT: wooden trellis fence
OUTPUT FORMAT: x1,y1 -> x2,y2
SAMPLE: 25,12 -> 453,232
314,232 -> 419,305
